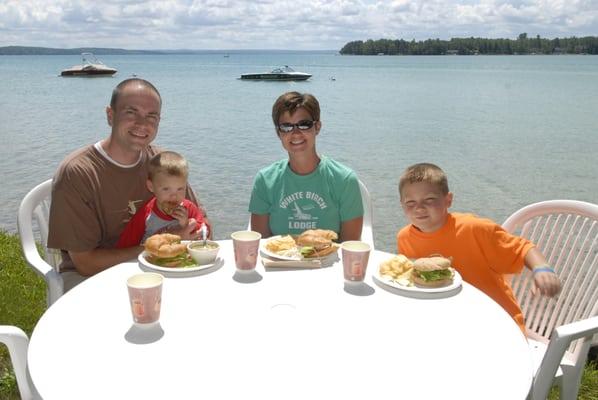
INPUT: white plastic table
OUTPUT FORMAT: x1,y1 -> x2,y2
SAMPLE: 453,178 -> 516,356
28,240 -> 533,400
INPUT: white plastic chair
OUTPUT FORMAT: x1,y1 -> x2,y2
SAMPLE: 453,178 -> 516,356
357,179 -> 374,249
248,179 -> 375,248
530,316 -> 598,400
502,200 -> 598,400
17,179 -> 64,306
0,325 -> 35,400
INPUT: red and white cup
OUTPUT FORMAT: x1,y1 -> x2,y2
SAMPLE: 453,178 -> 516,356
341,241 -> 371,283
231,231 -> 262,271
127,273 -> 163,325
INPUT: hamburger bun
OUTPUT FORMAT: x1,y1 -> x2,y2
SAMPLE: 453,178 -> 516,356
296,229 -> 338,246
413,256 -> 452,271
411,274 -> 454,288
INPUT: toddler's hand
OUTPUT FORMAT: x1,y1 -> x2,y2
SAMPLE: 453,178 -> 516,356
170,218 -> 200,240
532,268 -> 561,297
171,205 -> 189,227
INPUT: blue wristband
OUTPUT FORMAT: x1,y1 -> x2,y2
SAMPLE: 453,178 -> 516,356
532,266 -> 554,274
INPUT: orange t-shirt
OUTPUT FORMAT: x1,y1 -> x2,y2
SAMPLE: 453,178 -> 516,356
397,213 -> 534,332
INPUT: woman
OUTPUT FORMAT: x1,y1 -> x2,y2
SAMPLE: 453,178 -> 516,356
249,91 -> 363,241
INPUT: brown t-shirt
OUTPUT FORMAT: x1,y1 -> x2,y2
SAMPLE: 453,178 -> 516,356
48,144 -> 201,271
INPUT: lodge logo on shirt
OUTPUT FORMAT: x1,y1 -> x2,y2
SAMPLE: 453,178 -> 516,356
279,191 -> 328,230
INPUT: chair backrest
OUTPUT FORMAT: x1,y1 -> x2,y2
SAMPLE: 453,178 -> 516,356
531,316 -> 598,400
17,179 -> 64,306
357,179 -> 374,249
502,200 -> 598,357
17,179 -> 60,268
0,325 -> 34,400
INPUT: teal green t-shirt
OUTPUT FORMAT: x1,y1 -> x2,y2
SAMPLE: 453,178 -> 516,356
248,157 -> 364,235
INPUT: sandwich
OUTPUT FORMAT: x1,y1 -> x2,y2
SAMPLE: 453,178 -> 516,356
296,229 -> 339,258
412,256 -> 454,287
160,201 -> 183,215
144,233 -> 194,267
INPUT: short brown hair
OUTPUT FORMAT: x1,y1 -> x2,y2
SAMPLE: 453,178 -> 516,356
148,151 -> 188,180
110,78 -> 162,108
399,163 -> 449,198
271,92 -> 320,127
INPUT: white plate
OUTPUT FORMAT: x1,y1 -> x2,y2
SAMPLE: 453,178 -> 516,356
373,268 -> 463,299
138,251 -> 223,278
260,235 -> 339,262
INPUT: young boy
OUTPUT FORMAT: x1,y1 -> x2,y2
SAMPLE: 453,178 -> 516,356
116,151 -> 210,248
396,163 -> 560,333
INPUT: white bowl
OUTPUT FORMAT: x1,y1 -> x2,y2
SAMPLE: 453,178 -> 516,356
187,240 -> 220,265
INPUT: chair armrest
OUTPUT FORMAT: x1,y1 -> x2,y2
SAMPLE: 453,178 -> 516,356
20,242 -> 64,306
555,316 -> 598,341
0,326 -> 33,400
21,242 -> 53,276
531,316 -> 598,400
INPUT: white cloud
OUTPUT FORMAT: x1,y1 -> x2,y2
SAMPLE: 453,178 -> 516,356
0,0 -> 597,50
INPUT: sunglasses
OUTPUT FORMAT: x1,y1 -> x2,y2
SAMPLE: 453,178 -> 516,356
277,120 -> 315,133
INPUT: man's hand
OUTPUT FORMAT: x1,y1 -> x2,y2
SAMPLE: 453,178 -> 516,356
70,246 -> 144,277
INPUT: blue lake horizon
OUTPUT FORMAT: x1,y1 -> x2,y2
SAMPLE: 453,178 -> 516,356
1,53 -> 597,253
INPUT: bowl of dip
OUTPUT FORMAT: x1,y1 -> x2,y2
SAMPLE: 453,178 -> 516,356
187,240 -> 220,265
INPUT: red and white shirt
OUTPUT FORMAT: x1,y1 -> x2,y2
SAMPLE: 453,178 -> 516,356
116,197 -> 209,248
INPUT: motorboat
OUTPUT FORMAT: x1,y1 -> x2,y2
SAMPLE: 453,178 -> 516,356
61,53 -> 117,77
240,65 -> 311,81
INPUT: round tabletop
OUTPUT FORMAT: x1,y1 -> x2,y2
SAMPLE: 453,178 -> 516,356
28,240 -> 533,400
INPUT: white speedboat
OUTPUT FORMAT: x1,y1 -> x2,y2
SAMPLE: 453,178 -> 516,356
240,65 -> 311,81
61,53 -> 117,77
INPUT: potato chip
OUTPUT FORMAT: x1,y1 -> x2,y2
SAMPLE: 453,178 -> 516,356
265,235 -> 297,253
379,254 -> 414,281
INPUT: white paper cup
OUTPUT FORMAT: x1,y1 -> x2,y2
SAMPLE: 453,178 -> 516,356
341,241 -> 371,283
231,230 -> 261,271
127,273 -> 163,324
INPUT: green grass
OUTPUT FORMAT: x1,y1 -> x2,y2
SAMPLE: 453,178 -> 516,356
0,231 -> 46,400
0,230 -> 596,399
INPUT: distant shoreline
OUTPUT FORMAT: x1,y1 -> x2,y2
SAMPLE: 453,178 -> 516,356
0,46 -> 337,56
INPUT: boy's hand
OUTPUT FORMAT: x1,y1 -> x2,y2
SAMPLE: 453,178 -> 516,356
532,268 -> 561,297
171,205 -> 189,227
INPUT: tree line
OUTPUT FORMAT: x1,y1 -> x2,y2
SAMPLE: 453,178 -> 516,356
339,34 -> 598,55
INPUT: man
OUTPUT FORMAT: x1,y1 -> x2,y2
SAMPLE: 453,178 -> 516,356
48,78 -> 206,286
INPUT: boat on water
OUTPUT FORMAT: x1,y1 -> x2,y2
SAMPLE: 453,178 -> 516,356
240,66 -> 311,81
61,53 -> 117,77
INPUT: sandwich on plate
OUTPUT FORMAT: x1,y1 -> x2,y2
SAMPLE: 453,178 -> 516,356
411,256 -> 454,288
296,229 -> 339,258
144,233 -> 194,267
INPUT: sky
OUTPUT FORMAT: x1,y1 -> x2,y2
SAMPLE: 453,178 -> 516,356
1,0 -> 597,50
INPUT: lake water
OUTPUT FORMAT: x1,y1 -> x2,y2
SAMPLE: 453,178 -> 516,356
1,53 -> 597,253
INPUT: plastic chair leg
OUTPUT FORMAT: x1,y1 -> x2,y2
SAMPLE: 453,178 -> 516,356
559,372 -> 583,400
